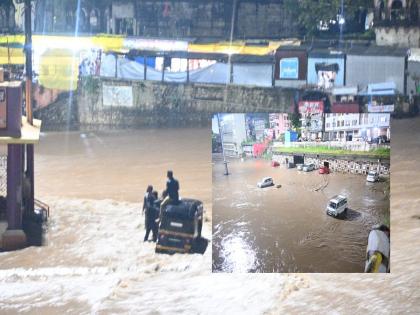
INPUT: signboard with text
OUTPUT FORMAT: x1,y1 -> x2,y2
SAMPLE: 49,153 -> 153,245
298,101 -> 324,115
367,103 -> 395,113
279,57 -> 299,79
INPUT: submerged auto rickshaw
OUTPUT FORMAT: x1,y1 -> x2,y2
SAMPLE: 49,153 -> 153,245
155,198 -> 203,254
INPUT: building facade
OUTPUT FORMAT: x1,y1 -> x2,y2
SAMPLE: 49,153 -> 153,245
219,113 -> 247,157
374,0 -> 420,47
269,113 -> 291,139
3,0 -> 299,39
324,113 -> 391,141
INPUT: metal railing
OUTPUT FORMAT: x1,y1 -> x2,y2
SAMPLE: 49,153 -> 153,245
35,198 -> 50,218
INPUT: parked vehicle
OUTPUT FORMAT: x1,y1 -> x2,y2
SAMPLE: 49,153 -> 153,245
296,164 -> 304,171
326,195 -> 348,217
156,198 -> 204,254
302,163 -> 315,172
319,166 -> 330,174
257,177 -> 274,188
366,170 -> 379,182
271,161 -> 280,167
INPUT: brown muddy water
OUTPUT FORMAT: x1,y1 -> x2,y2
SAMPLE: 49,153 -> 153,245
1,121 -> 420,314
213,158 -> 390,273
34,129 -> 212,203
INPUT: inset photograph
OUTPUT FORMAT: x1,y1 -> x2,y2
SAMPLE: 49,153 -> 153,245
212,113 -> 390,273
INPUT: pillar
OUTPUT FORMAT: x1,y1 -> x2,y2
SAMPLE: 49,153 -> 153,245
6,144 -> 23,230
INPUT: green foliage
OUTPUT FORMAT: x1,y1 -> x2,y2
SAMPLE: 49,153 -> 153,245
82,76 -> 100,95
278,133 -> 285,143
284,0 -> 373,36
273,145 -> 390,158
290,112 -> 301,131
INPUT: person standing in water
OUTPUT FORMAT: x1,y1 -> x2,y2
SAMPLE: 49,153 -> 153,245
143,185 -> 156,242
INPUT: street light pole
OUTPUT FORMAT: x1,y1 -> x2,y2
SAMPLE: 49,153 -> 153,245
24,0 -> 33,125
217,114 -> 229,176
24,0 -> 35,215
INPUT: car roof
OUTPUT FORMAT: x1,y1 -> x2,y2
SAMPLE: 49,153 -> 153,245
262,177 -> 272,181
330,195 -> 347,203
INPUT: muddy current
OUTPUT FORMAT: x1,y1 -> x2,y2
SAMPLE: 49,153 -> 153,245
213,159 -> 389,273
1,121 -> 420,314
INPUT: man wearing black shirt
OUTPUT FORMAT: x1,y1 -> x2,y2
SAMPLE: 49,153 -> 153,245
143,185 -> 156,242
166,170 -> 179,203
160,170 -> 180,212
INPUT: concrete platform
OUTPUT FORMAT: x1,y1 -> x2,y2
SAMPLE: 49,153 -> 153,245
1,229 -> 27,251
0,117 -> 41,144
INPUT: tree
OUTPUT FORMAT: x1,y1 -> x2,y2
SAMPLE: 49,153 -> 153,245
290,112 -> 301,131
284,0 -> 374,36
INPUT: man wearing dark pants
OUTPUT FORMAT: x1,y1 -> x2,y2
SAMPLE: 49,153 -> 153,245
143,185 -> 156,242
160,170 -> 180,212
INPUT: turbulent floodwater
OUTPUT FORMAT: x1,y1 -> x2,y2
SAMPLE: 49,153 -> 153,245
213,159 -> 389,273
1,120 -> 420,314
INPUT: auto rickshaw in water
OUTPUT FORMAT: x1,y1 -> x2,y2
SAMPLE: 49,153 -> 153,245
155,198 -> 204,254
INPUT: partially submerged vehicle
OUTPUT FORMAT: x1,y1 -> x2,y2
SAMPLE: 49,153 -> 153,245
155,198 -> 203,254
326,195 -> 348,217
271,161 -> 280,167
257,177 -> 274,188
365,225 -> 390,273
366,170 -> 379,182
302,163 -> 315,172
296,164 -> 303,171
319,166 -> 330,174
286,162 -> 295,169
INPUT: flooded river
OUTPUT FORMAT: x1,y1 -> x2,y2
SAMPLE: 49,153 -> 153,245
1,119 -> 420,313
213,158 -> 389,273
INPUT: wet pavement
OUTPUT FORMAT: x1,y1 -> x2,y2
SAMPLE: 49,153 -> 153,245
213,158 -> 390,273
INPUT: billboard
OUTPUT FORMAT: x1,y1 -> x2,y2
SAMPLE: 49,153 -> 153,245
279,57 -> 299,79
315,63 -> 339,89
298,101 -> 324,115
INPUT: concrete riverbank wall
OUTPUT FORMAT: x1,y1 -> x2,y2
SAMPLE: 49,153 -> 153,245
35,77 -> 296,130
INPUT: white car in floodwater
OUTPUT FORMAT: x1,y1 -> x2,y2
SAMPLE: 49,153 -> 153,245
302,164 -> 315,172
366,171 -> 379,182
326,195 -> 348,217
257,177 -> 274,188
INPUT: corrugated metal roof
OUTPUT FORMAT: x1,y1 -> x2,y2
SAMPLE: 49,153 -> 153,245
347,45 -> 408,57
